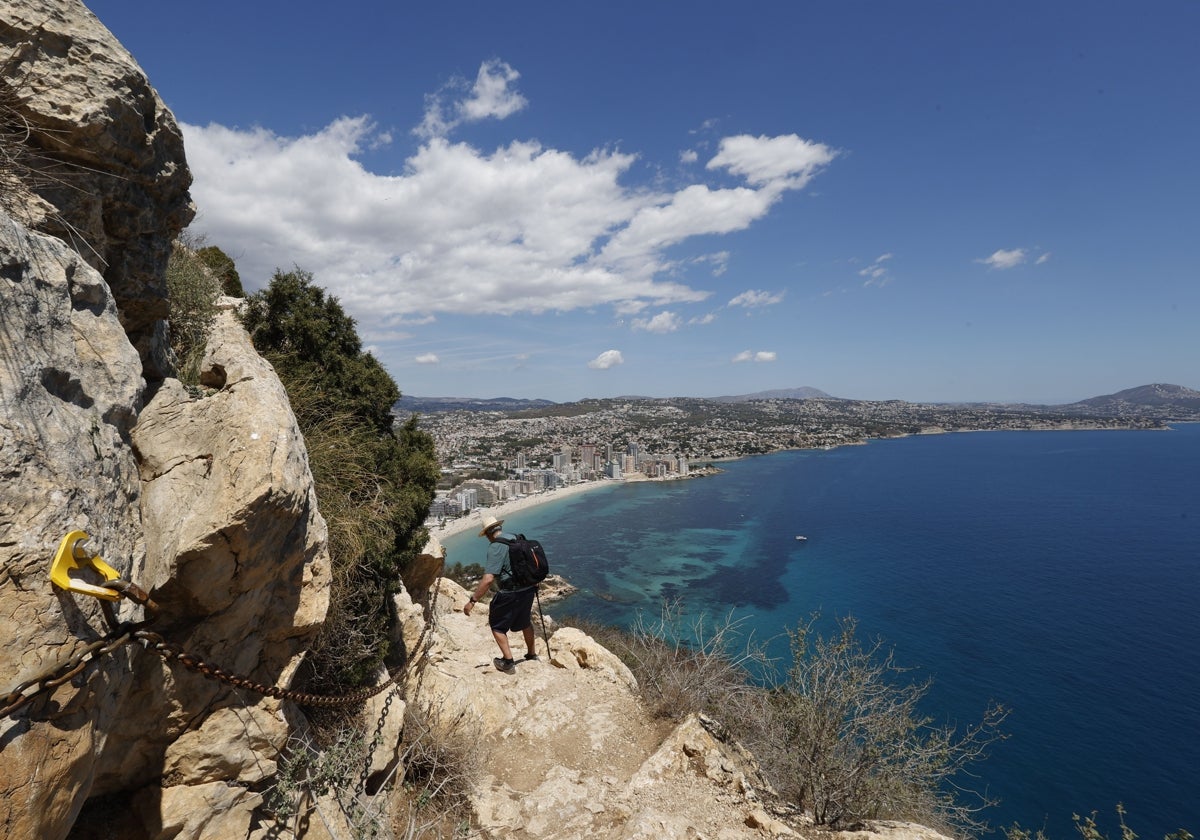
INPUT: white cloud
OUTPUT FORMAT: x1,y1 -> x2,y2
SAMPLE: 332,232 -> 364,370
1036,252 -> 1052,264
460,60 -> 527,122
707,134 -> 836,189
689,312 -> 717,325
415,353 -> 440,364
181,66 -> 836,345
588,350 -> 624,370
695,250 -> 729,277
859,253 -> 894,287
680,149 -> 699,165
632,311 -> 682,333
416,59 -> 527,139
976,248 -> 1027,270
732,350 -> 776,363
728,289 -> 785,308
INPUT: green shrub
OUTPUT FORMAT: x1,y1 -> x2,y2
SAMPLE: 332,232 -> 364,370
243,269 -> 438,687
164,242 -> 222,385
196,244 -> 244,297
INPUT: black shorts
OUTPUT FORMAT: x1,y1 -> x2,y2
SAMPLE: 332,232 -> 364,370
488,587 -> 536,633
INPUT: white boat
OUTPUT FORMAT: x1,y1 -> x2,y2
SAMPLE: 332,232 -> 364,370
795,535 -> 807,541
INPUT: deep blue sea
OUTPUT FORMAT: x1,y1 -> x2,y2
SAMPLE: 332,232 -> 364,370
442,425 -> 1200,837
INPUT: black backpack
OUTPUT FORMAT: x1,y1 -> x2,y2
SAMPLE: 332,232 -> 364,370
496,534 -> 550,589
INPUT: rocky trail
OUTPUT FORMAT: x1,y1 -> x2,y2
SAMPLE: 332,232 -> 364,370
410,578 -> 803,839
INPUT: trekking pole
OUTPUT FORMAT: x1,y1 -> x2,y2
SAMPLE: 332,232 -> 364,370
534,586 -> 553,659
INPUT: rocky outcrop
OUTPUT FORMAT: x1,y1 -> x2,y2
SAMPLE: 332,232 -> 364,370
1,0 -> 194,378
0,4 -> 330,837
410,578 -> 798,839
0,210 -> 332,839
0,209 -> 148,840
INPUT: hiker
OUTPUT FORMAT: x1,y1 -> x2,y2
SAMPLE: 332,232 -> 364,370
463,515 -> 538,674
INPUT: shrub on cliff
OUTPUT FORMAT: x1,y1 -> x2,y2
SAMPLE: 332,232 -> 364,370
195,244 -> 244,297
1007,804 -> 1193,840
164,241 -> 222,385
748,615 -> 1008,835
587,606 -> 1007,836
243,269 -> 439,686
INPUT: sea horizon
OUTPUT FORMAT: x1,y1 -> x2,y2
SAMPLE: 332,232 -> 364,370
441,424 -> 1199,837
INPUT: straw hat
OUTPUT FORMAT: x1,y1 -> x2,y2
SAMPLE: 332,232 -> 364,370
477,515 -> 504,537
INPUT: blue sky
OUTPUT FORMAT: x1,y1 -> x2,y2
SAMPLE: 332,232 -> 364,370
87,1 -> 1198,404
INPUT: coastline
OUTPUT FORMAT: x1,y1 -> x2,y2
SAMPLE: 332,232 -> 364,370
428,472 -> 697,541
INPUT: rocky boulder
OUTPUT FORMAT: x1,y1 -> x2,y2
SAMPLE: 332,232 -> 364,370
0,0 -> 194,377
0,212 -> 332,839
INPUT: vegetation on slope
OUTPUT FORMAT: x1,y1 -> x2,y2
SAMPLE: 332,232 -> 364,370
242,268 -> 439,688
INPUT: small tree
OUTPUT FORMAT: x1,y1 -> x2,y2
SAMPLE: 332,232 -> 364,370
243,269 -> 439,686
753,615 -> 1008,834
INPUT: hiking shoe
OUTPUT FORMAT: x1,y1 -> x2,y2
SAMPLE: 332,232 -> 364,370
523,652 -> 539,661
493,657 -> 516,674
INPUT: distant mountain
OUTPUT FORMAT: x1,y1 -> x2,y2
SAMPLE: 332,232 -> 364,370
1065,383 -> 1200,414
394,395 -> 558,414
709,386 -> 835,403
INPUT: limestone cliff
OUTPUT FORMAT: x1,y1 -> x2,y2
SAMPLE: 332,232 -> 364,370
1,2 -> 328,838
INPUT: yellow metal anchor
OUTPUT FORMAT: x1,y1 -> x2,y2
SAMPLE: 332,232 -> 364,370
50,530 -> 121,601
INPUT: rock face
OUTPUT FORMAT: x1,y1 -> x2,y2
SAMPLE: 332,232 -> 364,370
0,4 -> 330,838
0,218 -> 332,839
0,0 -> 194,378
411,578 -> 793,839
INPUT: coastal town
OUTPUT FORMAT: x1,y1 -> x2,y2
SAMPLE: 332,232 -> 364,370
406,388 -> 1197,526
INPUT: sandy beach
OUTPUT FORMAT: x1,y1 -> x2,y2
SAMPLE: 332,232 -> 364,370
427,474 -> 670,541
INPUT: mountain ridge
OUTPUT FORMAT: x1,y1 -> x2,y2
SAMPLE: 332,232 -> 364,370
396,383 -> 1198,415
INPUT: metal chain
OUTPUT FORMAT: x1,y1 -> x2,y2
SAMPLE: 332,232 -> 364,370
3,573 -> 409,715
2,554 -> 473,717
132,630 -> 402,709
1,630 -> 134,717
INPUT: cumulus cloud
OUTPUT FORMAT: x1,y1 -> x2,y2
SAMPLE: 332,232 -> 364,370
707,134 -> 836,189
680,149 -> 699,165
588,350 -> 624,370
976,248 -> 1027,270
732,350 -> 777,363
728,289 -> 785,308
689,312 -> 717,325
415,353 -> 440,364
416,59 -> 528,139
181,64 -> 835,345
632,311 -> 682,333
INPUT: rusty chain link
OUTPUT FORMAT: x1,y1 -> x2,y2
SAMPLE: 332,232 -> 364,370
1,631 -> 135,717
3,574 -> 409,717
132,629 -> 402,709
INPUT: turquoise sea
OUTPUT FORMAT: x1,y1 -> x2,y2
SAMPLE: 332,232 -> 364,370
442,425 -> 1200,837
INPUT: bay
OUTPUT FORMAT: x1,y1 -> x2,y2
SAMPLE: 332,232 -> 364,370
442,425 -> 1200,837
